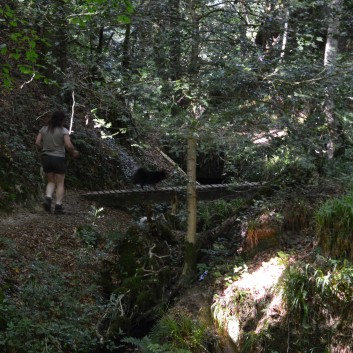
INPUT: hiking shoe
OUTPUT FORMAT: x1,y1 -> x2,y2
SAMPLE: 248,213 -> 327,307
43,196 -> 52,213
54,204 -> 65,215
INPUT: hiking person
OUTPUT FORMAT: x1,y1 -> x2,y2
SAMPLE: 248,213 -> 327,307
35,110 -> 79,214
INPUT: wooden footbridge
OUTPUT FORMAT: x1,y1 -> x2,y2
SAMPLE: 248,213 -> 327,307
82,182 -> 267,206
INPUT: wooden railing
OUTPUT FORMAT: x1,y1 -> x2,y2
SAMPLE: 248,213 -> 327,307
82,182 -> 266,206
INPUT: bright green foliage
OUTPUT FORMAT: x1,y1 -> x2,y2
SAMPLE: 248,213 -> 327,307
280,264 -> 312,324
69,0 -> 133,27
149,310 -> 209,353
281,258 -> 353,321
278,258 -> 353,351
0,0 -> 134,89
0,4 -> 44,89
316,193 -> 353,259
123,309 -> 210,353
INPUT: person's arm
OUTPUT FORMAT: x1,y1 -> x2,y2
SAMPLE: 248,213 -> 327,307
35,132 -> 42,147
64,134 -> 79,158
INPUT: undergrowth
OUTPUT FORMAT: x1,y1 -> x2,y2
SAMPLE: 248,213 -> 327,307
0,260 -> 114,353
316,192 -> 353,259
123,308 -> 213,353
237,257 -> 353,353
0,130 -> 42,208
278,257 -> 353,352
281,257 -> 353,323
197,199 -> 244,231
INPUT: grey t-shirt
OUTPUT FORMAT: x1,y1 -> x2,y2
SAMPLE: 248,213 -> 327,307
39,126 -> 69,157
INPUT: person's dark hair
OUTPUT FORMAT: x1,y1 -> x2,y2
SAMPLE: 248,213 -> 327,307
48,111 -> 66,133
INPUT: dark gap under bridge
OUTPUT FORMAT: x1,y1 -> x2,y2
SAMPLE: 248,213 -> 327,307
82,182 -> 267,207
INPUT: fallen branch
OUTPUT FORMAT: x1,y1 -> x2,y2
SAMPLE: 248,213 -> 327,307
20,72 -> 35,89
69,90 -> 75,134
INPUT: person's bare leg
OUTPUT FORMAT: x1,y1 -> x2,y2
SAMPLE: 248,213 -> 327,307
43,173 -> 55,212
54,173 -> 66,205
45,173 -> 56,198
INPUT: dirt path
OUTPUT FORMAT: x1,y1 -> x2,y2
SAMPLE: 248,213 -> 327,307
0,189 -> 135,292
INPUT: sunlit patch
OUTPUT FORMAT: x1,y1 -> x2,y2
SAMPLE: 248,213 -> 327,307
212,255 -> 287,345
233,257 -> 285,301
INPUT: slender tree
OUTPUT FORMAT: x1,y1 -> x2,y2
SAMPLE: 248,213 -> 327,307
323,0 -> 343,159
169,0 -> 182,80
182,130 -> 198,282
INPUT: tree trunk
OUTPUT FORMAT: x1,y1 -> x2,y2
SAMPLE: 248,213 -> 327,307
324,0 -> 343,159
89,26 -> 105,82
188,1 -> 200,75
169,0 -> 181,80
182,134 -> 198,283
280,3 -> 290,59
122,24 -> 131,71
45,2 -> 69,83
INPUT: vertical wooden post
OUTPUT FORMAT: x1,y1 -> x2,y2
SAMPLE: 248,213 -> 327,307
182,134 -> 198,282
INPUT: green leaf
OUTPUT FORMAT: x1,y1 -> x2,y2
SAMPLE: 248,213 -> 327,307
118,14 -> 131,24
0,44 -> 7,55
3,77 -> 13,89
9,33 -> 22,41
28,40 -> 36,49
25,49 -> 38,62
9,53 -> 21,60
5,9 -> 14,18
125,2 -> 135,14
69,17 -> 81,25
19,65 -> 32,74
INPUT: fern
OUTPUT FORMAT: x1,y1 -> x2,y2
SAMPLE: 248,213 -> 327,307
122,336 -> 191,353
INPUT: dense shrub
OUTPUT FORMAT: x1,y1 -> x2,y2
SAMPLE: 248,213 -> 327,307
316,193 -> 353,259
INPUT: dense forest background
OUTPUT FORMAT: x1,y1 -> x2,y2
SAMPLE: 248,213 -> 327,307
1,0 -> 353,199
1,0 -> 353,352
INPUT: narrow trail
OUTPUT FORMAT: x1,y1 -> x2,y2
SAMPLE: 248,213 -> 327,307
0,189 -> 134,238
0,189 -> 134,294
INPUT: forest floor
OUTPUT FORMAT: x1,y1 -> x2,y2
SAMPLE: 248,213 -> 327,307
0,189 -> 135,309
0,184 -> 328,352
0,188 -> 310,281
